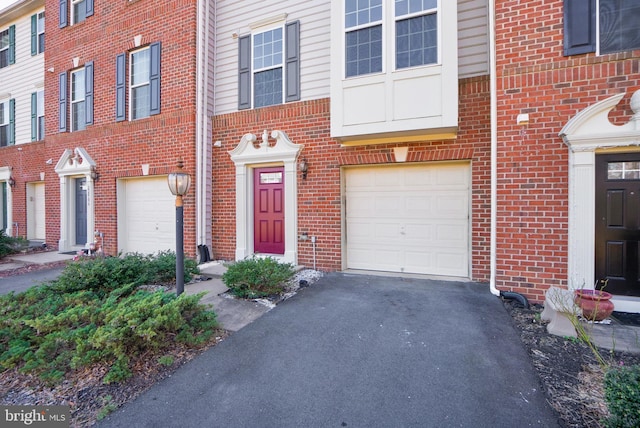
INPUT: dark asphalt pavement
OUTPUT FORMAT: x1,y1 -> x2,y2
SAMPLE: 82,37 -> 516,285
0,267 -> 65,295
100,273 -> 560,428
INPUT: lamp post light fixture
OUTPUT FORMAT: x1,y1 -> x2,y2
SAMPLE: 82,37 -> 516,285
167,159 -> 191,296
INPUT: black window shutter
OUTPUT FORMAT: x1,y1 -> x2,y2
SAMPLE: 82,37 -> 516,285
285,21 -> 301,103
59,72 -> 67,132
564,0 -> 596,55
8,99 -> 15,145
149,42 -> 161,116
238,35 -> 251,110
85,61 -> 94,125
59,0 -> 67,28
31,15 -> 37,56
86,0 -> 94,17
8,25 -> 15,65
31,92 -> 37,141
115,53 -> 126,121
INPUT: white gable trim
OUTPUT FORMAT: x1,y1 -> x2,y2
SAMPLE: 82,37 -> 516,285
229,130 -> 303,264
560,90 -> 640,313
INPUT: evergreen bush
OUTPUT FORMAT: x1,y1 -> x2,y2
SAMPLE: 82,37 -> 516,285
222,256 -> 294,298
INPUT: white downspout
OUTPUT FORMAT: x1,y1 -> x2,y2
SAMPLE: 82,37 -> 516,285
195,0 -> 211,252
489,0 -> 499,296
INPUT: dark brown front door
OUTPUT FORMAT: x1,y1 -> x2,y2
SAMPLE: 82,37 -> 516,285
254,167 -> 285,254
595,153 -> 640,296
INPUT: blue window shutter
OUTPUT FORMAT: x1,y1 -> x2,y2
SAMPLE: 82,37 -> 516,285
285,21 -> 300,103
84,61 -> 94,125
59,72 -> 67,132
238,35 -> 251,110
564,0 -> 596,55
86,0 -> 94,17
8,25 -> 15,65
149,42 -> 161,115
59,0 -> 67,28
31,92 -> 37,141
115,53 -> 126,121
8,99 -> 15,145
31,15 -> 37,56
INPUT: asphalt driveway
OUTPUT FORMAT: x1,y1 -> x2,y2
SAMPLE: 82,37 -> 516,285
101,273 -> 560,428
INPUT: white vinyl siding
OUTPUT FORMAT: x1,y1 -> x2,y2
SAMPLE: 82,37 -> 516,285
458,0 -> 488,78
214,0 -> 331,114
0,6 -> 45,146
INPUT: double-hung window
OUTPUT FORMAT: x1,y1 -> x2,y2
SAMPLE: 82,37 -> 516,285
59,0 -> 93,28
343,0 -> 438,78
345,0 -> 383,77
395,0 -> 437,69
31,90 -> 45,141
71,69 -> 86,131
0,99 -> 15,147
564,0 -> 640,55
58,62 -> 93,132
31,12 -> 45,55
0,26 -> 15,69
116,43 -> 161,121
238,21 -> 300,110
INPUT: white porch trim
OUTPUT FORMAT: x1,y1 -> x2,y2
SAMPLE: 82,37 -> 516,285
0,166 -> 14,237
54,148 -> 97,252
229,130 -> 303,265
559,90 -> 640,312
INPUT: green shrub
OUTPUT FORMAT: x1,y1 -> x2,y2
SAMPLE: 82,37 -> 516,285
51,252 -> 199,296
0,230 -> 28,258
604,364 -> 640,428
0,255 -> 217,385
222,256 -> 295,298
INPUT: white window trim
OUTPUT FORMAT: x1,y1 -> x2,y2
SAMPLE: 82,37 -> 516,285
37,12 -> 45,54
343,0 -> 386,78
70,68 -> 85,132
0,28 -> 9,66
595,0 -> 640,56
392,1 -> 440,72
37,90 -> 44,140
251,25 -> 285,108
71,0 -> 86,25
129,46 -> 150,120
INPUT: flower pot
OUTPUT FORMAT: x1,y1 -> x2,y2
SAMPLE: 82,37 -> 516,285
574,289 -> 615,321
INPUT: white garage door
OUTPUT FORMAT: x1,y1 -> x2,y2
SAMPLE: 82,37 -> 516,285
119,176 -> 175,255
345,163 -> 470,277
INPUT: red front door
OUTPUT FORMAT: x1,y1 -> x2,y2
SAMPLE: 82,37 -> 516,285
254,167 -> 285,254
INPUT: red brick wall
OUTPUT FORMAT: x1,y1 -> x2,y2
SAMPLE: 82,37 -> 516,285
212,75 -> 492,279
38,0 -> 199,256
495,0 -> 640,301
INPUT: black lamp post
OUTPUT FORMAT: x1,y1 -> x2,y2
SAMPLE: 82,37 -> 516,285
167,159 -> 191,296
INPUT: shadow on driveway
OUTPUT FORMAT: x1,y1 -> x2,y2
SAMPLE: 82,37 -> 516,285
101,272 -> 560,427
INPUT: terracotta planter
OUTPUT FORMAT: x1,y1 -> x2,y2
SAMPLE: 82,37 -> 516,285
574,289 -> 615,321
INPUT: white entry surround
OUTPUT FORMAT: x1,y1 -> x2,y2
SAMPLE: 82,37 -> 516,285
55,148 -> 97,252
229,130 -> 303,264
0,166 -> 14,236
559,89 -> 640,313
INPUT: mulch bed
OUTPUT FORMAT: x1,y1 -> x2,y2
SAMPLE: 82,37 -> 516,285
503,299 -> 640,428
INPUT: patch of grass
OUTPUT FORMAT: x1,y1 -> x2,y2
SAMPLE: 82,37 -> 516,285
0,253 -> 217,385
157,355 -> 175,366
222,256 -> 295,299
